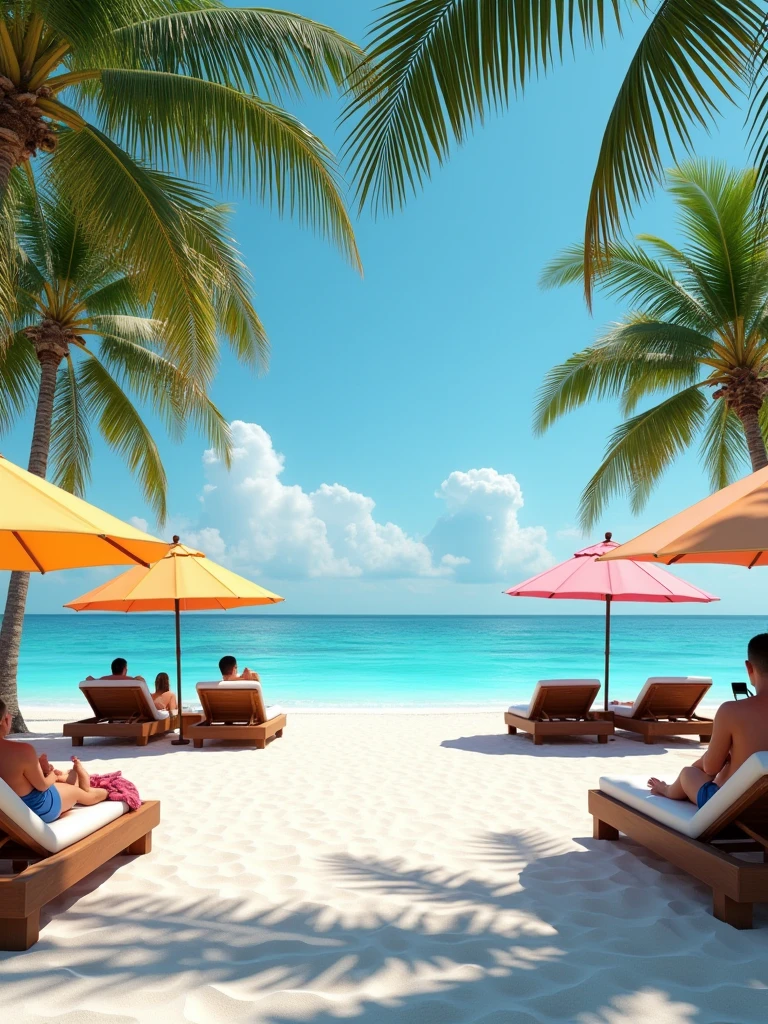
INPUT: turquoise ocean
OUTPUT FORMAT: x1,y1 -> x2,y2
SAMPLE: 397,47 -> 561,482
14,614 -> 767,711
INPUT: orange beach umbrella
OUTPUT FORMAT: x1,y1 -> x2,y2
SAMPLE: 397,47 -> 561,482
65,537 -> 284,744
0,454 -> 170,571
600,465 -> 768,566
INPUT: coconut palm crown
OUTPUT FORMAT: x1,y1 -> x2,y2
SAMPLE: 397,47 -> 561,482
535,160 -> 768,530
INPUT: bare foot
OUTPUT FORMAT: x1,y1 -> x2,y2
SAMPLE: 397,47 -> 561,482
71,756 -> 91,792
647,777 -> 669,797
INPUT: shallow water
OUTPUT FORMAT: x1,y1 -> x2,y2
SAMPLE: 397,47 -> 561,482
14,613 -> 764,710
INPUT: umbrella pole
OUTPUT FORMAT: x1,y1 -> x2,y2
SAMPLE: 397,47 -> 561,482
604,595 -> 612,711
171,598 -> 190,746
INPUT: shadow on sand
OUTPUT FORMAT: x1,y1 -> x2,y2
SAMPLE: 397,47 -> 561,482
440,732 -> 707,757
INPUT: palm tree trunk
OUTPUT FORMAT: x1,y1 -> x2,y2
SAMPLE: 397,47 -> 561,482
739,406 -> 768,473
0,341 -> 63,732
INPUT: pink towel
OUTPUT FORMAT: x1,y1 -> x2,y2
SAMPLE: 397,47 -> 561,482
88,771 -> 141,811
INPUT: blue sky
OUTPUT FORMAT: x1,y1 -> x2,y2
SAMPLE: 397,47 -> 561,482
5,3 -> 767,615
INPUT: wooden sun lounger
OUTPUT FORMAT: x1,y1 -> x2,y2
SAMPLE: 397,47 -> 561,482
590,753 -> 768,929
186,682 -> 286,749
63,681 -> 179,746
504,679 -> 613,745
0,799 -> 160,949
612,677 -> 713,744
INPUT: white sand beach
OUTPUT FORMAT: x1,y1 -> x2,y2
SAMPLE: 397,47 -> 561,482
3,711 -> 768,1024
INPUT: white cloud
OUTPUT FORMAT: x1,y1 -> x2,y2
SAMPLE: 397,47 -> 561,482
425,468 -> 552,583
557,525 -> 584,540
130,516 -> 149,534
173,422 -> 551,584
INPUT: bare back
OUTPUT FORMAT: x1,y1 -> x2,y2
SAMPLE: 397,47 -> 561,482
0,737 -> 46,797
711,696 -> 768,785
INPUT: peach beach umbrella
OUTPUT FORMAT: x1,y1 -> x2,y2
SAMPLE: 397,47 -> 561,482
65,537 -> 284,744
599,465 -> 768,566
505,532 -> 718,708
0,453 -> 170,571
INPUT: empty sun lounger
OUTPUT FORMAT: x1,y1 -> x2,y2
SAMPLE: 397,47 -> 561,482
186,681 -> 287,749
0,778 -> 159,949
63,679 -> 179,746
504,679 -> 612,745
590,753 -> 768,929
611,676 -> 713,744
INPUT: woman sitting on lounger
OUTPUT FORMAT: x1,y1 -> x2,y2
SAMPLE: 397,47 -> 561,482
151,672 -> 177,712
0,699 -> 108,822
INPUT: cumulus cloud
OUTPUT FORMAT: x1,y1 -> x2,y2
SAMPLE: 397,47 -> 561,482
130,516 -> 149,534
425,468 -> 552,583
169,422 -> 551,584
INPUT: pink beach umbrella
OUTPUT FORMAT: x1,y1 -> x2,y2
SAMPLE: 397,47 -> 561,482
504,533 -> 718,709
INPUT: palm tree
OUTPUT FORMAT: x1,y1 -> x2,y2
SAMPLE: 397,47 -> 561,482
0,171 -> 261,730
343,0 -> 763,300
535,160 -> 768,530
0,1 -> 365,336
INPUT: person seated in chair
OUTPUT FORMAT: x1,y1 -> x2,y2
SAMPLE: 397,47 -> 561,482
0,699 -> 108,822
219,655 -> 259,682
151,672 -> 177,712
648,633 -> 768,808
85,657 -> 145,682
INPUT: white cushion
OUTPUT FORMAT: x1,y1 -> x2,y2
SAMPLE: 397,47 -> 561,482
599,751 -> 768,839
0,777 -> 127,854
612,676 -> 712,719
79,678 -> 169,722
511,679 -> 601,718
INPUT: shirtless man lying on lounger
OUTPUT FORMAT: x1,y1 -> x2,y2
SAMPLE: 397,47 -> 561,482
85,657 -> 145,682
647,633 -> 768,809
219,655 -> 259,681
0,699 -> 108,822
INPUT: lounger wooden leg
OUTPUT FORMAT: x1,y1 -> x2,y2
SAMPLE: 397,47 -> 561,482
256,738 -> 266,750
507,725 -> 517,735
276,729 -> 283,738
124,831 -> 152,855
593,817 -> 619,841
699,735 -> 709,744
533,735 -> 544,746
0,909 -> 40,951
597,734 -> 608,744
71,736 -> 83,747
643,734 -> 654,745
713,891 -> 752,929
136,735 -> 149,747
193,739 -> 203,749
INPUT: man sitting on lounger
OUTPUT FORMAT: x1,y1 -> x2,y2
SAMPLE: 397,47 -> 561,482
0,698 -> 108,822
219,655 -> 260,681
85,657 -> 145,682
648,632 -> 768,808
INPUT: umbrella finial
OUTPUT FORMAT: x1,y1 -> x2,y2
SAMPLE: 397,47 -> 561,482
605,531 -> 612,542
172,535 -> 180,544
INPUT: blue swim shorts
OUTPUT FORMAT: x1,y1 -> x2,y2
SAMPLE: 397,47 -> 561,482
696,781 -> 720,809
20,785 -> 62,823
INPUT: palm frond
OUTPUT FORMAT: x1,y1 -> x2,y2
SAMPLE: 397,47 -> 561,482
583,0 -> 761,300
0,332 -> 38,433
578,384 -> 707,529
110,6 -> 369,100
700,396 -> 748,491
342,0 -> 624,214
50,353 -> 91,494
77,350 -> 168,523
92,69 -> 361,269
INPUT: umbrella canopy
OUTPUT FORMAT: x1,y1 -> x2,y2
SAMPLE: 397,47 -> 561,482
505,533 -> 718,707
0,453 -> 170,571
65,538 -> 284,744
598,465 -> 768,566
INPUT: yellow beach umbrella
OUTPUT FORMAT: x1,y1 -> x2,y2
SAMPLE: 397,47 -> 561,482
0,453 -> 171,571
65,537 -> 284,744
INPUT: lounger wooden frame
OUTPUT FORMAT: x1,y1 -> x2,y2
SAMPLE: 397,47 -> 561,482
504,683 -> 613,745
589,786 -> 768,929
614,681 -> 713,744
0,800 -> 160,949
186,687 -> 286,749
63,684 -> 179,746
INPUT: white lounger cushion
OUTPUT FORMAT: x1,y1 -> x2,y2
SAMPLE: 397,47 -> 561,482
509,678 -> 601,719
79,678 -> 169,721
599,751 -> 768,839
612,676 -> 712,718
196,681 -> 283,721
0,777 -> 127,854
